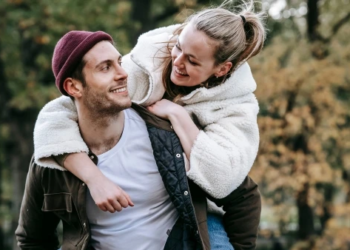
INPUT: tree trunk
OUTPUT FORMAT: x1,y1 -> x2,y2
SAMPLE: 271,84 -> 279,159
297,183 -> 315,239
130,0 -> 152,45
9,117 -> 36,250
319,184 -> 333,234
0,39 -> 10,250
307,0 -> 320,41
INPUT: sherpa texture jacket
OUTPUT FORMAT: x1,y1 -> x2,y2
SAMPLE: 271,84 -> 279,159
34,25 -> 259,199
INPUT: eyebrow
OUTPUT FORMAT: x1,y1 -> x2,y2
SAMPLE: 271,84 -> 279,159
177,40 -> 198,60
95,55 -> 122,69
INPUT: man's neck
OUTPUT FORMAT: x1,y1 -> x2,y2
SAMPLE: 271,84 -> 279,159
78,109 -> 125,155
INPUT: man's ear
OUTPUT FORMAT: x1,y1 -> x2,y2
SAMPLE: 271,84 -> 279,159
63,78 -> 83,98
215,62 -> 233,78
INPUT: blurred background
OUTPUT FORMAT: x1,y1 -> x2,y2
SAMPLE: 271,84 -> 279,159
0,0 -> 349,249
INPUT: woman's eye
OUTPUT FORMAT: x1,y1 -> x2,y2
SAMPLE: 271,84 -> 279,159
102,65 -> 110,71
175,44 -> 181,51
188,59 -> 197,65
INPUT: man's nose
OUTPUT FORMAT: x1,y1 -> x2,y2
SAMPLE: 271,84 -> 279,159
115,66 -> 128,81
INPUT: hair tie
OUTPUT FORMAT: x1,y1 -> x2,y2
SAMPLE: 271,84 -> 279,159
240,15 -> 246,25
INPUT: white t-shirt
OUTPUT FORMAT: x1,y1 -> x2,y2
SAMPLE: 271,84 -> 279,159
86,108 -> 178,250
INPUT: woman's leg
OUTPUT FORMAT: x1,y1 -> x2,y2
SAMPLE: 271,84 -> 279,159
207,213 -> 234,250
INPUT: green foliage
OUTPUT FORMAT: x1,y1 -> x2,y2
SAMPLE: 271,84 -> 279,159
1,0 -> 137,111
0,1 -> 138,249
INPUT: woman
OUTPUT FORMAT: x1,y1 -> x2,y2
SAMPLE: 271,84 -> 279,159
34,0 -> 265,249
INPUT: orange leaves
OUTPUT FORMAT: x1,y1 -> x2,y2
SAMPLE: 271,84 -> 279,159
175,0 -> 196,6
34,35 -> 50,45
8,0 -> 23,4
342,154 -> 350,171
249,29 -> 350,240
306,162 -> 333,183
18,18 -> 35,29
285,112 -> 303,135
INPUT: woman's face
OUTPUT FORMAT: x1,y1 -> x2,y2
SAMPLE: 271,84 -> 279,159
170,23 -> 222,87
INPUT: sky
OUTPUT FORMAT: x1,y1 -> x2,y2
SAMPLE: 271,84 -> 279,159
268,0 -> 308,19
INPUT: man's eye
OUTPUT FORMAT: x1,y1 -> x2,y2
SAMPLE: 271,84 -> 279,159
118,61 -> 122,66
102,65 -> 110,71
175,44 -> 181,51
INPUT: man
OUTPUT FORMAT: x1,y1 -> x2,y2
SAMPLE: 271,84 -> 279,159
16,30 -> 261,250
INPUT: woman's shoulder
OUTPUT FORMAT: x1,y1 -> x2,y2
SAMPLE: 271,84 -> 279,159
137,24 -> 181,40
124,25 -> 180,106
130,24 -> 180,67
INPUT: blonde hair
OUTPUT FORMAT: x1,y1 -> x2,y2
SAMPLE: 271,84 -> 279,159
162,0 -> 266,101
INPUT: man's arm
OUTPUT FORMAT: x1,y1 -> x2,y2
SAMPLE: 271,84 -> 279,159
15,156 -> 60,249
208,176 -> 261,250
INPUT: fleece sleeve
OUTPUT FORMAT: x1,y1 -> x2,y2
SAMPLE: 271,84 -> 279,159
34,96 -> 89,170
186,97 -> 259,199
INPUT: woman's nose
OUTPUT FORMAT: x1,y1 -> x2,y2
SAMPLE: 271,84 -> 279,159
173,53 -> 184,67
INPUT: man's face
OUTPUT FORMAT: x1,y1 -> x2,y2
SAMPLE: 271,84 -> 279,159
80,41 -> 131,116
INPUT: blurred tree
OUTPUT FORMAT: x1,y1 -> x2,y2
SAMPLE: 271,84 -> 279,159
249,0 -> 350,248
1,0 -> 349,249
307,0 -> 319,41
0,0 -> 224,249
0,1 -> 134,249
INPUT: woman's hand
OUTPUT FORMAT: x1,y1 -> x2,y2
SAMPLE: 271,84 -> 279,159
146,99 -> 184,120
147,99 -> 200,164
64,153 -> 134,213
86,173 -> 134,213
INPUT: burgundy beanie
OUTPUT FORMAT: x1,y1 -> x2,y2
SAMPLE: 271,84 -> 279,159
52,30 -> 114,95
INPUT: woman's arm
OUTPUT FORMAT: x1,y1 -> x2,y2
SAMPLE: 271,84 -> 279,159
147,99 -> 199,161
34,96 -> 133,212
147,96 -> 259,199
64,153 -> 133,212
186,97 -> 259,199
34,96 -> 88,170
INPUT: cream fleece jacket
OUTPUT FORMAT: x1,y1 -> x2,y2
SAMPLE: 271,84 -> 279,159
34,25 -> 259,199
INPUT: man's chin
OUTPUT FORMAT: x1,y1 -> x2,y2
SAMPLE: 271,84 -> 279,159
124,100 -> 132,109
109,95 -> 131,107
120,97 -> 132,107
112,99 -> 132,112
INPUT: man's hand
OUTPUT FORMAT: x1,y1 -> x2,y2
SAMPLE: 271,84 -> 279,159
86,173 -> 134,213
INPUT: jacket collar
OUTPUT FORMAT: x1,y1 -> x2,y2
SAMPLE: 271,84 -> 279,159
126,24 -> 256,106
131,103 -> 173,132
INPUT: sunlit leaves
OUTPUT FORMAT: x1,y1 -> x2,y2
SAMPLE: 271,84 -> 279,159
249,6 -> 350,245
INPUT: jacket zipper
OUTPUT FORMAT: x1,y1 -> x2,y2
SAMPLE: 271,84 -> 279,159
183,177 -> 206,250
80,234 -> 89,250
75,182 -> 90,249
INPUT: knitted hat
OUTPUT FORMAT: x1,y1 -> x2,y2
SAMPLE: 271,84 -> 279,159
52,30 -> 113,95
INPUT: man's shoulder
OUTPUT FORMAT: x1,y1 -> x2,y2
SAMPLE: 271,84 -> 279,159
126,107 -> 143,120
28,156 -> 62,179
125,108 -> 147,128
28,155 -> 76,181
28,155 -> 44,175
28,155 -> 82,193
130,104 -> 173,132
